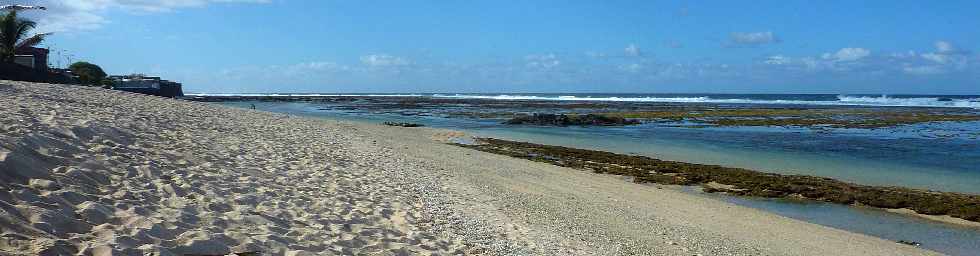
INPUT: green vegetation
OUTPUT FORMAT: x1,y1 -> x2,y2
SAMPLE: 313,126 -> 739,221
460,138 -> 980,222
0,10 -> 49,63
68,61 -> 109,86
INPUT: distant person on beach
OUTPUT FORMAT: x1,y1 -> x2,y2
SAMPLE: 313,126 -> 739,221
250,104 -> 256,110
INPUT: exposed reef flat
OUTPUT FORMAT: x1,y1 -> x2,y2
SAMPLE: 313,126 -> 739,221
596,108 -> 980,128
188,95 -> 980,129
1,81 -> 941,255
459,138 -> 980,224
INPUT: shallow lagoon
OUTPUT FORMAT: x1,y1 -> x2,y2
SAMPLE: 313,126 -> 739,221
696,189 -> 980,256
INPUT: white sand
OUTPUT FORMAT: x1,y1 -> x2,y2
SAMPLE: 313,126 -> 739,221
0,81 -> 941,255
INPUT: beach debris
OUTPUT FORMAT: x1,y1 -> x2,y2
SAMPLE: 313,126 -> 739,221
383,121 -> 424,127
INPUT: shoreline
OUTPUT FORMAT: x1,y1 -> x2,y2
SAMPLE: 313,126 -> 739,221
884,208 -> 980,228
454,137 -> 980,226
423,124 -> 980,229
0,80 -> 943,255
203,95 -> 980,194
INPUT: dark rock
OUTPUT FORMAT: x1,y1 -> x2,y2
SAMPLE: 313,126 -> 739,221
382,122 -> 424,127
504,113 -> 640,126
897,240 -> 922,246
459,137 -> 980,223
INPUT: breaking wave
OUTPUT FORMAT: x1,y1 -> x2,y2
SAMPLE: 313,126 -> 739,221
432,94 -> 980,109
186,93 -> 980,109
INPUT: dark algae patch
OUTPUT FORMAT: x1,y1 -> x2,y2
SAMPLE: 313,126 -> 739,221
382,121 -> 425,127
504,113 -> 641,126
459,138 -> 980,223
598,108 -> 980,128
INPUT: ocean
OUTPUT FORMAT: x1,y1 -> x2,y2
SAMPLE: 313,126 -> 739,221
189,93 -> 980,109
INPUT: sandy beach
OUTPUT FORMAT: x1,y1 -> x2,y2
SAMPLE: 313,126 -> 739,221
0,81 -> 941,255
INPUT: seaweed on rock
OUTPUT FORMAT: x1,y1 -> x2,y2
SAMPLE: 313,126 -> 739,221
459,138 -> 980,222
504,113 -> 641,126
382,122 -> 424,127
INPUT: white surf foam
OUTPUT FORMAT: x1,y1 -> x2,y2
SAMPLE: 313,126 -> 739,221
186,93 -> 980,109
431,94 -> 980,109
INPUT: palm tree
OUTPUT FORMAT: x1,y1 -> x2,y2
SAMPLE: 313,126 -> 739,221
0,10 -> 49,63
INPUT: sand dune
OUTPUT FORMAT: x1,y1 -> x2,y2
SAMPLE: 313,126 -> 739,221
0,81 -> 939,255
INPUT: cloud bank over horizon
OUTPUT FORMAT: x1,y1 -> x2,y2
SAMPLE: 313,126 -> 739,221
174,41 -> 978,94
21,1 -> 980,94
16,0 -> 269,33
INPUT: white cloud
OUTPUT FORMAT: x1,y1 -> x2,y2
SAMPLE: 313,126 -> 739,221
115,0 -> 270,12
903,65 -> 946,75
920,53 -> 951,64
890,50 -> 917,59
728,31 -> 777,46
284,61 -> 348,73
935,41 -> 956,53
360,54 -> 411,67
899,41 -> 971,74
800,57 -> 821,70
624,44 -> 642,57
764,55 -> 791,65
919,41 -> 967,64
763,48 -> 874,73
822,48 -> 870,62
119,42 -> 980,92
525,54 -> 560,69
22,0 -> 270,33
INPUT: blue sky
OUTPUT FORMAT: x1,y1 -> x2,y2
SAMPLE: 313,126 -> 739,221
18,0 -> 980,93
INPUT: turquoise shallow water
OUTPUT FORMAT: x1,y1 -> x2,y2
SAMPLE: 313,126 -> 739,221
465,126 -> 980,193
219,101 -> 980,256
239,100 -> 980,193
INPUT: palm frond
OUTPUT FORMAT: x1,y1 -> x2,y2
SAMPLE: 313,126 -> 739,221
14,17 -> 36,41
0,10 -> 48,62
1,11 -> 18,48
15,32 -> 48,50
0,11 -> 18,61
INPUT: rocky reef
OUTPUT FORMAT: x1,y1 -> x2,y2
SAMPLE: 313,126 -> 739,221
459,138 -> 980,222
382,121 -> 425,127
186,95 -> 980,129
599,108 -> 980,129
504,113 -> 641,126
